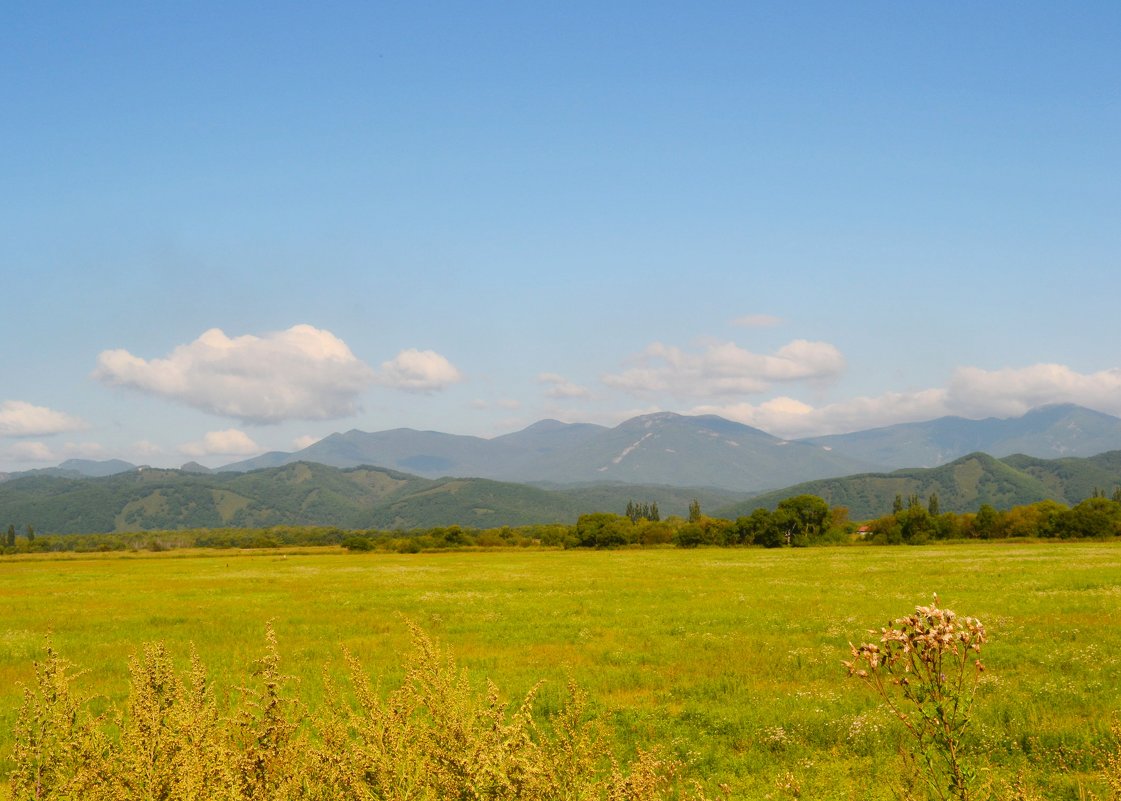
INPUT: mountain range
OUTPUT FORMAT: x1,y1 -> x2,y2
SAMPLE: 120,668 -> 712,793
5,404 -> 1121,498
221,403 -> 1121,491
5,447 -> 1121,535
218,412 -> 874,492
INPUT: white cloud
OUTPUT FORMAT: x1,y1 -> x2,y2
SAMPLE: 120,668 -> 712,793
378,349 -> 463,392
180,429 -> 262,458
0,401 -> 87,437
539,372 -> 591,400
93,324 -> 376,424
7,441 -> 56,463
732,314 -> 782,328
602,339 -> 845,398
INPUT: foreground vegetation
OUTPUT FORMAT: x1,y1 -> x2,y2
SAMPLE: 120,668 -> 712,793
14,624 -> 713,800
2,543 -> 1120,798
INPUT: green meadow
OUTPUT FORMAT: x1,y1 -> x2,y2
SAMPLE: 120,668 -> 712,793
2,542 -> 1119,799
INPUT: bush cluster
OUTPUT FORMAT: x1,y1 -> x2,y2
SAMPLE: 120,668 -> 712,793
7,488 -> 1121,557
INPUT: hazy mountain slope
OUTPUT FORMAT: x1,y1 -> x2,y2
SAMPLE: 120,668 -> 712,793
988,405 -> 1121,458
224,427 -> 524,477
488,419 -> 608,472
219,413 -> 868,491
57,458 -> 138,477
507,412 -> 872,490
804,404 -> 1121,468
0,458 -> 138,483
214,406 -> 1121,492
226,421 -> 607,477
717,453 -> 1063,520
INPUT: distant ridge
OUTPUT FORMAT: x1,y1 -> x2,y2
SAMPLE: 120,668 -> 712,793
217,405 -> 1121,493
6,448 -> 1121,534
220,412 -> 870,492
0,458 -> 137,483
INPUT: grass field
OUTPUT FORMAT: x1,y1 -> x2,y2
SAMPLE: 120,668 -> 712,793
2,542 -> 1119,799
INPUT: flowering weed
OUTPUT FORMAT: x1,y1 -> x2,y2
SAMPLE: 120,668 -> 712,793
845,596 -> 987,801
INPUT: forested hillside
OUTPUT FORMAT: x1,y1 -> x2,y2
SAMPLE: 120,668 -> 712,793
719,450 -> 1121,520
0,462 -> 742,534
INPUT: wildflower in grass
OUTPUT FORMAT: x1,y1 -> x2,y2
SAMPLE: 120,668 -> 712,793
844,595 -> 987,801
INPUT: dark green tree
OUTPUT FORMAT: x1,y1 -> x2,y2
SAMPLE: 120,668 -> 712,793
575,513 -> 632,548
928,492 -> 941,516
972,504 -> 1002,539
5,524 -> 14,548
626,501 -> 659,523
892,494 -> 904,515
769,507 -> 800,547
775,495 -> 830,546
734,508 -> 771,546
674,523 -> 705,548
898,504 -> 934,544
688,499 -> 702,523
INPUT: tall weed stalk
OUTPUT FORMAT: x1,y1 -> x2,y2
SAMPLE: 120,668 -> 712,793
845,596 -> 987,801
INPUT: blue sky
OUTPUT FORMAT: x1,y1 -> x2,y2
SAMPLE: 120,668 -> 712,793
2,2 -> 1119,470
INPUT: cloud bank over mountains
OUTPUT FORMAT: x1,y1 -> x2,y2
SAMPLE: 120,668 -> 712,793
6,320 -> 1121,469
693,364 -> 1121,439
